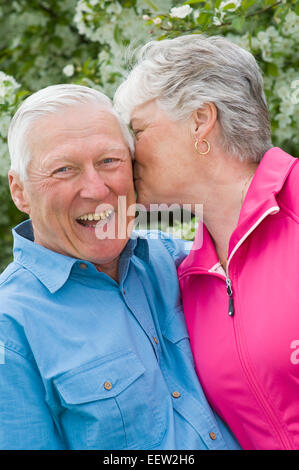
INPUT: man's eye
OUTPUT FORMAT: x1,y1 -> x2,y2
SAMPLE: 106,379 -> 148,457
101,158 -> 121,165
53,167 -> 72,175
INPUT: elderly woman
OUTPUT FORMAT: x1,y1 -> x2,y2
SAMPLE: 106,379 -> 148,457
114,34 -> 299,450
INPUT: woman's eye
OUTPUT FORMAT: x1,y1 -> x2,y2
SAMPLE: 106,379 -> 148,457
133,129 -> 143,139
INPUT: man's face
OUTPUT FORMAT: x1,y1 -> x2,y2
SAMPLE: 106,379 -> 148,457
13,104 -> 136,273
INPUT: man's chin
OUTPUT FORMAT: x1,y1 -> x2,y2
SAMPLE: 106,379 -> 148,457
84,239 -> 128,264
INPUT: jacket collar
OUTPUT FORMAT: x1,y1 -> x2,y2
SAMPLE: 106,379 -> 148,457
13,220 -> 150,293
178,147 -> 297,276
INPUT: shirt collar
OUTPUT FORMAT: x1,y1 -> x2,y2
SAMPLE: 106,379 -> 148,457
12,220 -> 150,293
178,147 -> 297,275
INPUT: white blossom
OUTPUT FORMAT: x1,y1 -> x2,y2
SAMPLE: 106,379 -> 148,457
106,2 -> 122,16
212,16 -> 222,26
0,115 -> 11,138
170,5 -> 193,19
62,64 -> 75,77
153,17 -> 162,25
283,11 -> 299,37
219,0 -> 241,11
291,80 -> 299,105
0,71 -> 20,103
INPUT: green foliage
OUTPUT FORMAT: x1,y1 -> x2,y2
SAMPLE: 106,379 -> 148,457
0,176 -> 26,272
0,0 -> 298,269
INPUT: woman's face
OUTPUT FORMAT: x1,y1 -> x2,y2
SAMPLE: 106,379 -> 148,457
130,100 -> 195,207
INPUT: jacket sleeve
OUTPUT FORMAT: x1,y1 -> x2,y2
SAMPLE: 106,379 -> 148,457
0,346 -> 66,450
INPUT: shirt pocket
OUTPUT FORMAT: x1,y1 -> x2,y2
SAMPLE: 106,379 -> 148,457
53,349 -> 166,450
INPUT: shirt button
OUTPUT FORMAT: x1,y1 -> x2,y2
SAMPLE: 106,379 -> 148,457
122,289 -> 126,295
172,391 -> 181,398
79,263 -> 87,269
104,381 -> 112,391
153,336 -> 158,344
209,432 -> 217,440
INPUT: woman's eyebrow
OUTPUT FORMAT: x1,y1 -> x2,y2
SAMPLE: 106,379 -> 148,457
130,117 -> 144,128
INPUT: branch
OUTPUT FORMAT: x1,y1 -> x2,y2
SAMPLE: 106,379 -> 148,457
159,0 -> 284,34
244,0 -> 283,20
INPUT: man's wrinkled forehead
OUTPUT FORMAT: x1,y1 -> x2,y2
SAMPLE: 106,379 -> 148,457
28,104 -> 129,155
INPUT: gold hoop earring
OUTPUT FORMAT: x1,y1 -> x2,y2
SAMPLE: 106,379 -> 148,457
195,139 -> 210,155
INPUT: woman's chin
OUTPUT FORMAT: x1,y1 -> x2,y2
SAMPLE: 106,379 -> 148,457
135,186 -> 153,208
136,194 -> 152,210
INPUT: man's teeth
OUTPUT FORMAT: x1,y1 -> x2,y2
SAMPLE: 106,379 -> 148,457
77,209 -> 113,221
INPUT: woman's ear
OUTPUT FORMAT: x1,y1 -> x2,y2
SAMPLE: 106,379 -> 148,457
8,170 -> 31,215
191,102 -> 218,139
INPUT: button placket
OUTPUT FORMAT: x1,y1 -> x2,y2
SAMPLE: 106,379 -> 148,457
120,277 -> 161,361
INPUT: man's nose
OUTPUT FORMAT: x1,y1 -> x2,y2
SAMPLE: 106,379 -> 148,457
79,168 -> 110,200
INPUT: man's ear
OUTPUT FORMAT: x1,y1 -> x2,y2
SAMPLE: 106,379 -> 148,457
191,102 -> 218,139
8,170 -> 31,215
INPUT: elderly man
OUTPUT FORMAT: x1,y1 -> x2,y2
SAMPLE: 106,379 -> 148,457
0,84 -> 239,450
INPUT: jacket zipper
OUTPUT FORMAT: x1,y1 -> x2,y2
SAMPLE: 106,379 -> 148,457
225,205 -> 293,449
226,277 -> 234,316
225,206 -> 280,317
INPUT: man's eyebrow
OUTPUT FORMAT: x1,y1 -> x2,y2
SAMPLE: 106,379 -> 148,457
45,146 -> 127,163
42,155 -> 71,168
103,146 -> 127,153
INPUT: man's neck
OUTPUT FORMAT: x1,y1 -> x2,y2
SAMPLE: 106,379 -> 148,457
95,259 -> 119,283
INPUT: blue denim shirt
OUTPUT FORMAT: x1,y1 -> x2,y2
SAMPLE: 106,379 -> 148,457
0,220 -> 240,450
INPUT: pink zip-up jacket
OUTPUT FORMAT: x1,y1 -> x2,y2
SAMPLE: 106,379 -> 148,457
178,147 -> 299,450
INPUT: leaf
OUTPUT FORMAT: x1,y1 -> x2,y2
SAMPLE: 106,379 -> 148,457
113,24 -> 123,45
241,0 -> 255,8
222,2 -> 237,11
197,12 -> 209,25
267,62 -> 278,77
16,90 -> 31,100
232,16 -> 245,32
183,0 -> 203,4
142,0 -> 159,11
51,36 -> 63,48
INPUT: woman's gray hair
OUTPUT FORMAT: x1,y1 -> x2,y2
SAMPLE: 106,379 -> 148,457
114,34 -> 272,162
8,83 -> 134,181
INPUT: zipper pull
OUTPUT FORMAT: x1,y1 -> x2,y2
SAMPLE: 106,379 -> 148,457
226,277 -> 235,317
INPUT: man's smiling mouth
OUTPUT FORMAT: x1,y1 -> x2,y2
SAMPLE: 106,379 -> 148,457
76,209 -> 114,227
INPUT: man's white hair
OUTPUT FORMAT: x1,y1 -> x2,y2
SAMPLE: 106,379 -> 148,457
114,34 -> 272,162
8,84 -> 134,181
